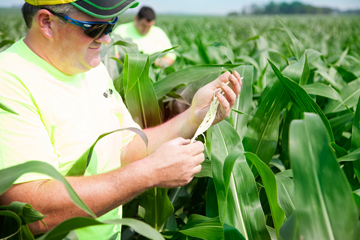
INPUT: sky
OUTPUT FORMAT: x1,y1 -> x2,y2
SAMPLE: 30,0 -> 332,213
0,0 -> 359,15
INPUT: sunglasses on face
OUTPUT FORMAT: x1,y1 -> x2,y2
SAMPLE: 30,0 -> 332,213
41,8 -> 118,39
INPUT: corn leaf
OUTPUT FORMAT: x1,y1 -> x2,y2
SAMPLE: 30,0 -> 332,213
243,80 -> 290,167
36,217 -> 164,240
139,188 -> 174,230
123,54 -> 148,94
230,65 -> 254,139
178,215 -> 224,240
289,113 -> 360,239
243,152 -> 285,237
223,223 -> 246,240
66,128 -> 148,176
275,175 -> 295,218
282,51 -> 309,85
212,121 -> 270,239
7,202 -> 45,225
350,96 -> 360,181
302,83 -> 343,102
153,64 -> 240,99
278,213 -> 299,240
324,78 -> 360,113
0,210 -> 21,240
268,59 -> 335,142
0,161 -> 95,218
125,55 -> 162,128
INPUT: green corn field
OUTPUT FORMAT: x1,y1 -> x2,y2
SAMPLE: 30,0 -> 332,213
1,8 -> 360,240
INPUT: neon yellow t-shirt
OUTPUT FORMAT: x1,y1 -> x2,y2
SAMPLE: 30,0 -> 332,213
112,21 -> 176,60
0,39 -> 140,239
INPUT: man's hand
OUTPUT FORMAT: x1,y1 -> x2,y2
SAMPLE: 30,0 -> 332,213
144,137 -> 204,188
190,70 -> 242,126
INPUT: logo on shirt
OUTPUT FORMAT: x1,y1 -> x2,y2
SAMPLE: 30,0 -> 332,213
103,89 -> 114,98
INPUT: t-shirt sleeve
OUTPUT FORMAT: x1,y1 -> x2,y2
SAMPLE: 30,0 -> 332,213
0,70 -> 59,184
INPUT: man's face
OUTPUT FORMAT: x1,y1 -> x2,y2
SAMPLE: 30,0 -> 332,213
49,11 -> 112,75
134,17 -> 155,36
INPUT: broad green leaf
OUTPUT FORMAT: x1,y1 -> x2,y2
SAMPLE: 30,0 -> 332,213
206,178 -> 219,218
255,36 -> 270,89
334,66 -> 358,83
196,35 -> 211,64
195,158 -> 212,178
269,59 -> 334,142
36,217 -> 164,240
329,113 -> 353,140
179,215 -> 224,240
302,83 -> 343,102
230,65 -> 254,138
280,105 -> 302,168
316,69 -> 341,91
244,152 -> 285,237
324,78 -> 360,113
123,54 -> 148,94
110,56 -> 124,67
306,49 -> 324,63
125,55 -> 162,128
112,39 -> 137,48
350,96 -> 360,181
7,202 -> 45,225
220,45 -> 235,64
289,113 -> 360,240
354,190 -> 360,211
243,80 -> 290,167
278,213 -> 299,240
139,188 -> 174,230
0,210 -> 21,240
337,147 -> 360,162
329,47 -> 349,80
66,128 -> 148,176
149,46 -> 180,65
212,121 -> 270,240
153,64 -> 240,99
224,223 -> 246,240
266,226 -> 277,240
275,175 -> 295,218
0,161 -> 95,218
282,51 -> 310,85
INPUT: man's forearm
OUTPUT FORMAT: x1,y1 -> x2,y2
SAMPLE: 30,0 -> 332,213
0,159 -> 153,235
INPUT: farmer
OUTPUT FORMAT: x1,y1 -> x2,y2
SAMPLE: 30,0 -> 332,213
0,0 -> 242,239
112,6 -> 176,68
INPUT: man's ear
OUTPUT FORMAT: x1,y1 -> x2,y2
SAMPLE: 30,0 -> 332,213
35,9 -> 55,39
134,15 -> 139,22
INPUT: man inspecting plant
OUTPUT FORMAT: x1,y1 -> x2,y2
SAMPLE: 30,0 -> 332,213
0,0 -> 242,239
112,6 -> 176,68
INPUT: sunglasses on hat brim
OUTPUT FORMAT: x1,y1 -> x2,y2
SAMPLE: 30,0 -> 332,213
41,8 -> 118,39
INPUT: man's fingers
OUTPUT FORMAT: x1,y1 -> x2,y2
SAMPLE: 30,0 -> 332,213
221,81 -> 237,106
193,164 -> 202,175
189,140 -> 205,155
229,70 -> 242,96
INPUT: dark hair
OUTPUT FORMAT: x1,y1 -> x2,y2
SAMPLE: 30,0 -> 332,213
137,6 -> 155,22
21,3 -> 80,29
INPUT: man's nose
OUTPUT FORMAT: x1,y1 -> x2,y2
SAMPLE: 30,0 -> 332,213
95,33 -> 111,44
